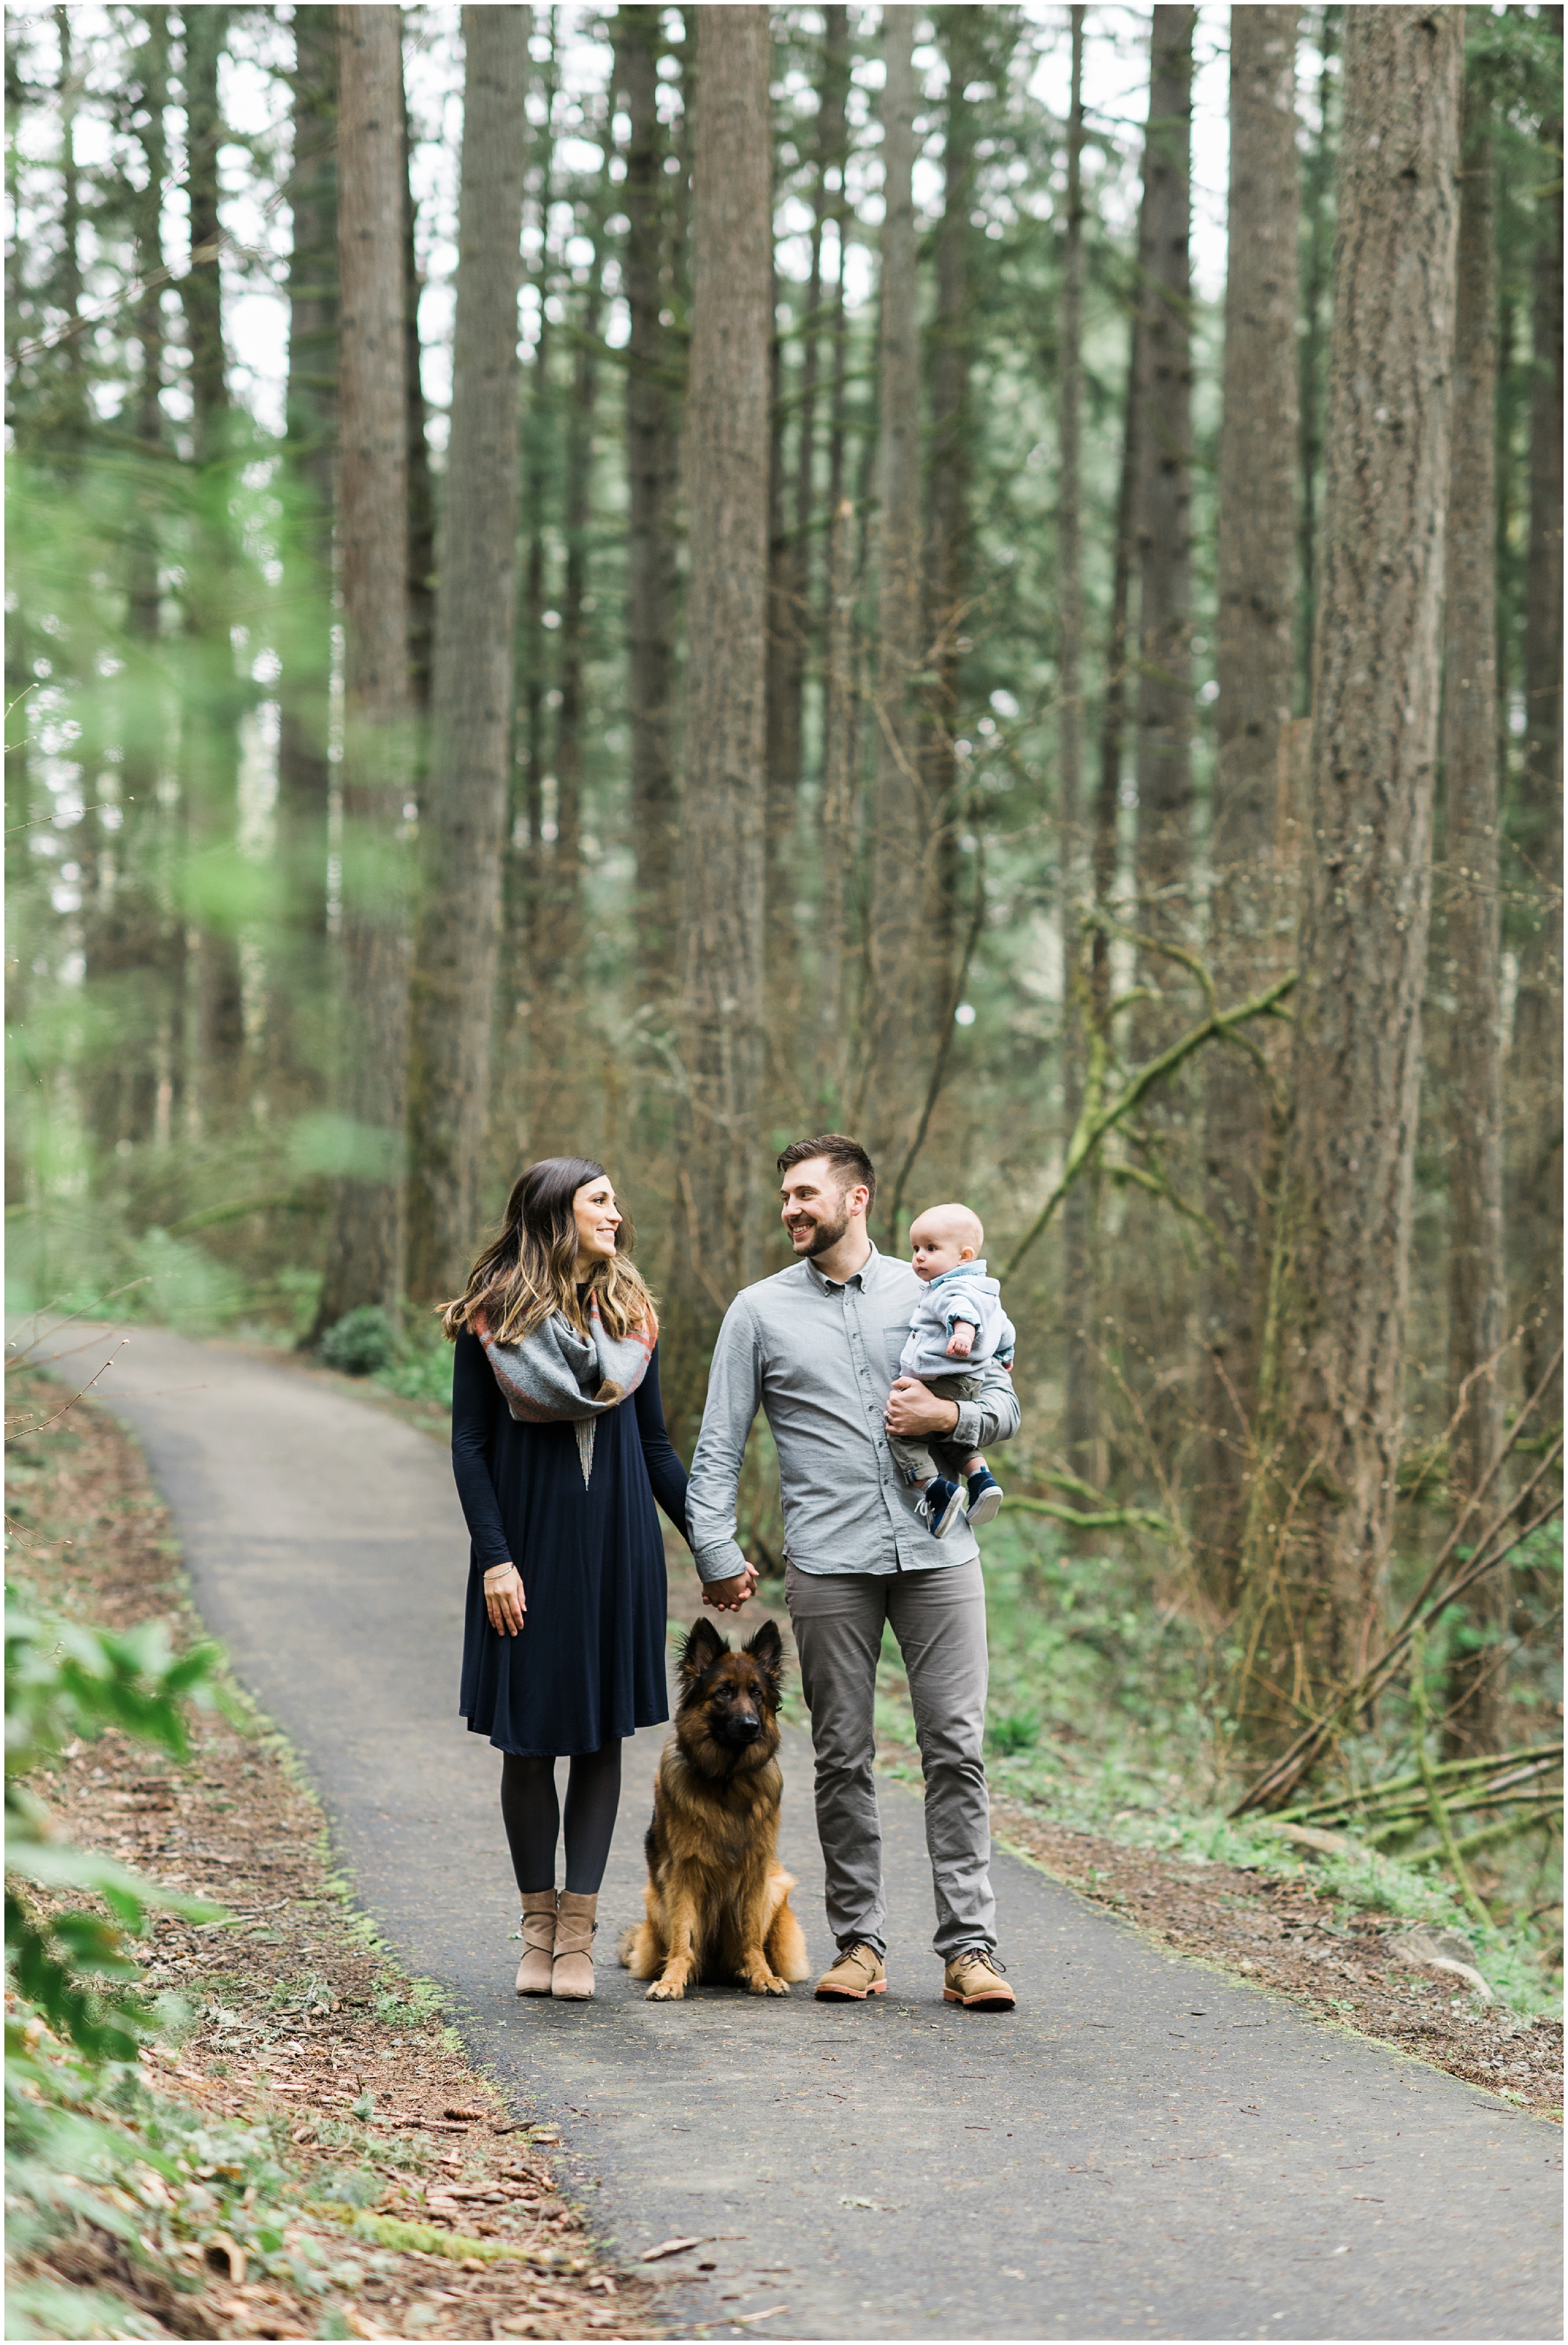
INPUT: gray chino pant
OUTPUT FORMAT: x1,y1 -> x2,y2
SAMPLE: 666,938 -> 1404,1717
785,1556 -> 995,1963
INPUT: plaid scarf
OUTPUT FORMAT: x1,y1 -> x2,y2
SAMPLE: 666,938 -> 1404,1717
473,1297 -> 657,1487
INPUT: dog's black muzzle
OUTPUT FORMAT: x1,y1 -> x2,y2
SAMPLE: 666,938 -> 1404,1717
726,1714 -> 763,1745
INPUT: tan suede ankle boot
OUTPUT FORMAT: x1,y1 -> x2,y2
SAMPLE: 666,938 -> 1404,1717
551,1891 -> 597,2000
515,1890 -> 558,1996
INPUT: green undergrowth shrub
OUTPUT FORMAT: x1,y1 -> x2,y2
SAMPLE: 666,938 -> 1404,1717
316,1305 -> 454,1406
3,1577 -> 433,2336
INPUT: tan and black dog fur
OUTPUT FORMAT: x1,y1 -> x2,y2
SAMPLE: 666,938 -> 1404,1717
618,1617 -> 809,2001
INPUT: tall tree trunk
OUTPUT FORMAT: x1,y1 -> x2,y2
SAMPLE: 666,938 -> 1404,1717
817,492 -> 857,1120
764,259 -> 801,1029
1093,308 -> 1141,1034
405,6 -> 529,1304
923,8 -> 980,985
677,4 -> 771,1334
401,57 -> 435,721
313,4 -> 414,1334
819,5 -> 851,533
813,1 -> 854,1119
104,7 -> 168,1157
1234,4 -> 1465,1748
1058,4 -> 1095,1482
1296,7 -> 1339,709
1131,3 -> 1195,977
1440,84 -> 1506,1753
53,6 -> 86,447
618,4 -> 680,1002
498,23 -> 556,1159
865,7 -> 923,1171
1200,4 -> 1300,1599
181,3 -> 246,1120
529,193 -> 605,1161
1513,13 -> 1563,1413
273,2 -> 339,1100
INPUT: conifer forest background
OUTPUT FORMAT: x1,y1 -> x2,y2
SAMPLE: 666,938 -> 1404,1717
4,4 -> 1563,1910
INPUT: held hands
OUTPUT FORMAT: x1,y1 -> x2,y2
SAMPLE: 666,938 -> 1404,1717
945,1319 -> 976,1360
885,1376 -> 962,1438
702,1563 -> 759,1613
484,1562 -> 526,1637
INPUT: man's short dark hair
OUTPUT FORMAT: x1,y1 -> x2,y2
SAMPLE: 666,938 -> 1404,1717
776,1133 -> 877,1214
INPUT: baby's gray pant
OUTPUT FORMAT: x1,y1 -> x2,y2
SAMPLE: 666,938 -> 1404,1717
886,1368 -> 984,1486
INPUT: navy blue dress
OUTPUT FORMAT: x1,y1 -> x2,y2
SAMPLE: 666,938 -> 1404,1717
450,1328 -> 689,1758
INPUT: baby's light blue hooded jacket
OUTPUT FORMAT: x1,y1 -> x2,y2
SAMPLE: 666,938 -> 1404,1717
898,1259 -> 1017,1381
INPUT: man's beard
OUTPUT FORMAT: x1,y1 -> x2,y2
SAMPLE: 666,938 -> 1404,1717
798,1203 -> 850,1257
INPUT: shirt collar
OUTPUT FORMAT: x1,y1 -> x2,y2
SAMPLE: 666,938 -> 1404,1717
805,1239 -> 880,1295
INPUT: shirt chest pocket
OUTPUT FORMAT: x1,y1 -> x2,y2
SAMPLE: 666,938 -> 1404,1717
869,1316 -> 917,1378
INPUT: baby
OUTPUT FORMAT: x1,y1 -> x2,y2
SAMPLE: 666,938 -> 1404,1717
889,1203 -> 1015,1539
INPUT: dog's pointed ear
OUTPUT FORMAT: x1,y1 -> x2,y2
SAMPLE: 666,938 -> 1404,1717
743,1617 -> 785,1696
679,1616 -> 728,1690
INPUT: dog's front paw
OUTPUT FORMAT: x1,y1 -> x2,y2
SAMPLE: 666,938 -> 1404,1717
744,1970 -> 790,1997
646,1973 -> 687,2001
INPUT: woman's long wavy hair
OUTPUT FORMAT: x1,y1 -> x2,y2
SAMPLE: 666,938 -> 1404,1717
441,1157 -> 654,1346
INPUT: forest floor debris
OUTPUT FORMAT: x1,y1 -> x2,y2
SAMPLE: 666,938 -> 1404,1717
984,1797 -> 1564,2120
5,1367 -> 659,2341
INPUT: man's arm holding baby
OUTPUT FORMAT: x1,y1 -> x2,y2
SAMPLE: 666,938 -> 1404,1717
684,1300 -> 763,1612
887,1348 -> 1019,1452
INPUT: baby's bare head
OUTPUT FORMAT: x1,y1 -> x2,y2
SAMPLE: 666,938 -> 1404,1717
909,1203 -> 985,1282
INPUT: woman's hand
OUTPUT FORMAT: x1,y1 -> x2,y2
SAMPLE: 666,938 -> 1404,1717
484,1562 -> 526,1637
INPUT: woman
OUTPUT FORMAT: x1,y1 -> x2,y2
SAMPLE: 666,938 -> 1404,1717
443,1157 -> 689,2000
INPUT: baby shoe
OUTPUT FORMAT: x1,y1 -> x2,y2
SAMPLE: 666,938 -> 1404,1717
965,1467 -> 1004,1528
916,1477 -> 968,1539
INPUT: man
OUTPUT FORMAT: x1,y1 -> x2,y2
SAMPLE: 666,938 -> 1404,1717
684,1134 -> 1019,2011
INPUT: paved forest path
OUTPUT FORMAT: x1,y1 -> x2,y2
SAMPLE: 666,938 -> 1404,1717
26,1321 -> 1562,2341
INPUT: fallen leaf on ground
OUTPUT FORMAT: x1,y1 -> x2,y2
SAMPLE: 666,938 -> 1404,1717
640,2236 -> 704,2261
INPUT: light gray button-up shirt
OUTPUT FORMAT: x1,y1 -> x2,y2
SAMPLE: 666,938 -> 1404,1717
685,1243 -> 1021,1583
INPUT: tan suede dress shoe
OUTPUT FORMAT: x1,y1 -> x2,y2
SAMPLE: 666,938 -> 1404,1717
813,1942 -> 887,1999
943,1948 -> 1015,2009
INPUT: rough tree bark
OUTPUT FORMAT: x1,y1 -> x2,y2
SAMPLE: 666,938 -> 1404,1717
1234,4 -> 1465,1747
1439,82 -> 1506,1753
313,4 -> 414,1334
618,4 -> 681,1000
677,5 -> 772,1314
1512,12 -> 1563,1413
1200,4 -> 1300,1597
272,3 -> 338,1100
763,267 -> 801,1028
405,6 -> 529,1304
180,2 -> 246,1119
1131,4 -> 1195,966
865,6 -> 924,1165
1296,9 -> 1339,705
1059,3 -> 1095,1482
400,59 -> 435,720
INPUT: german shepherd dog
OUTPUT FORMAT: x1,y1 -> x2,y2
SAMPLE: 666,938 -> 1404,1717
618,1617 -> 810,2001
